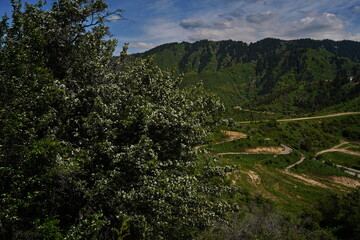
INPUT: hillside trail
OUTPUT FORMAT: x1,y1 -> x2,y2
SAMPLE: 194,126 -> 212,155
236,112 -> 360,124
193,130 -> 248,151
315,141 -> 360,177
315,142 -> 360,157
281,170 -> 330,189
285,153 -> 305,171
194,129 -> 294,156
216,144 -> 292,156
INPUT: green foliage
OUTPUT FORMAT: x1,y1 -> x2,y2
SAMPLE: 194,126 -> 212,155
343,127 -> 360,141
240,115 -> 360,161
292,159 -> 350,177
139,39 -> 360,115
300,138 -> 313,152
1,1 -> 359,239
0,1 -> 229,239
244,119 -> 340,153
113,218 -> 131,240
319,152 -> 360,170
181,62 -> 257,108
318,187 -> 360,240
199,199 -> 335,240
16,217 -> 63,240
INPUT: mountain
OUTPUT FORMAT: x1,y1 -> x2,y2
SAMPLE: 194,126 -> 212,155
136,38 -> 360,117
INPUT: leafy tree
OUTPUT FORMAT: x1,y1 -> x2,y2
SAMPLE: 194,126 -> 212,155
318,187 -> 360,240
0,1 -> 228,239
199,198 -> 335,240
300,138 -> 313,152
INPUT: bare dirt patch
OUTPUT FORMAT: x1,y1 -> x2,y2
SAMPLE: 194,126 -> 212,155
226,170 -> 241,185
220,130 -> 248,140
194,130 -> 248,150
247,170 -> 261,184
281,170 -> 330,189
244,146 -> 284,154
329,176 -> 360,188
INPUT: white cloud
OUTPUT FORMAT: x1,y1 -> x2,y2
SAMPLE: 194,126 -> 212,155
117,0 -> 360,52
222,8 -> 245,20
107,15 -> 123,22
179,9 -> 360,44
180,19 -> 208,29
143,18 -> 188,42
146,0 -> 174,13
130,42 -> 159,49
282,13 -> 345,39
246,11 -> 280,24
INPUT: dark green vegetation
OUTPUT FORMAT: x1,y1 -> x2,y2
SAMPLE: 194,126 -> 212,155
319,188 -> 360,239
198,115 -> 360,239
0,1 -> 228,239
138,39 -> 360,119
319,152 -> 360,170
293,158 -> 350,177
247,115 -> 360,153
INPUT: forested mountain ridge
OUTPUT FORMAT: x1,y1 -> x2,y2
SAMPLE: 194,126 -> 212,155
137,39 -> 360,115
138,38 -> 360,73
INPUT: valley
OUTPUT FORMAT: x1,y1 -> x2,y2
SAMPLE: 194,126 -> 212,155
132,38 -> 360,239
198,112 -> 360,213
139,38 -> 360,222
138,38 -> 360,120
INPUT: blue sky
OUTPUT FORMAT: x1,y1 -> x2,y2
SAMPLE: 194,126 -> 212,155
1,0 -> 360,53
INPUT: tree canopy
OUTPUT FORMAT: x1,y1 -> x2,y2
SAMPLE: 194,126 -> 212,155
0,1 -> 228,239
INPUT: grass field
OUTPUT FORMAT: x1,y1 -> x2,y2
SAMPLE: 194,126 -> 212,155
347,142 -> 360,152
319,152 -> 360,170
217,154 -> 348,213
207,138 -> 279,153
292,158 -> 351,176
202,115 -> 360,213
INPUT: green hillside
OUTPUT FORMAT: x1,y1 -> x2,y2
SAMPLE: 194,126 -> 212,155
137,39 -> 360,117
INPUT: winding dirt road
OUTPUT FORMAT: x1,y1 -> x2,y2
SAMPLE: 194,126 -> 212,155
315,142 -> 349,157
194,129 -> 248,151
315,142 -> 360,157
237,112 -> 360,124
315,142 -> 360,177
195,130 -> 293,157
216,144 -> 292,156
285,154 -> 305,171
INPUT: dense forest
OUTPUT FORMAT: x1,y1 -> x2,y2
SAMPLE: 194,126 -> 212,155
1,1 -> 360,240
0,1 -> 228,239
137,39 -> 360,115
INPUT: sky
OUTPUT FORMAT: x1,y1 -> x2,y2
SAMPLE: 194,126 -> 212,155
1,0 -> 360,54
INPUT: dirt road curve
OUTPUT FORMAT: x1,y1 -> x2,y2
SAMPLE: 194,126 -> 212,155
315,141 -> 360,157
277,112 -> 360,122
237,112 -> 360,124
315,142 -> 360,177
280,144 -> 293,155
317,148 -> 360,157
216,144 -> 292,156
194,130 -> 248,151
285,154 -> 305,171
